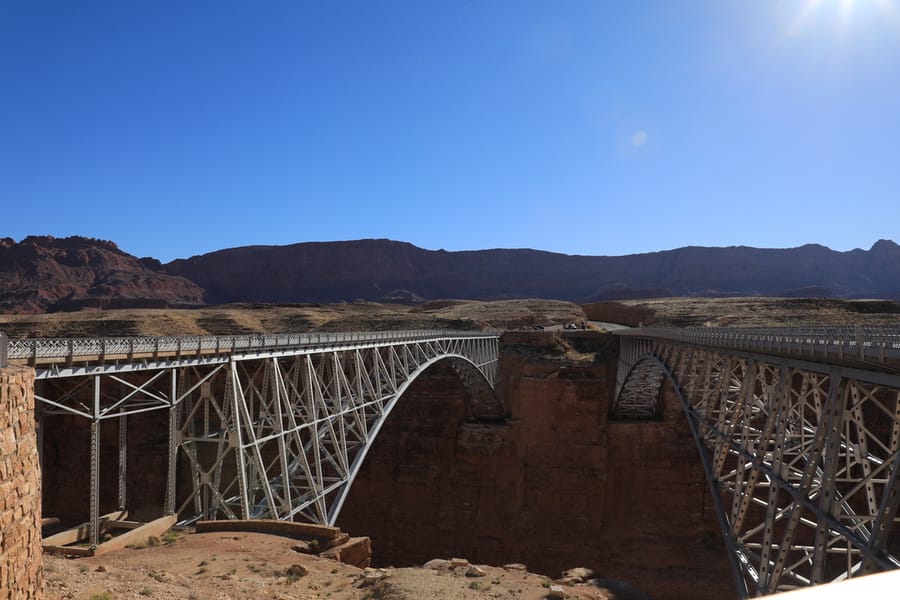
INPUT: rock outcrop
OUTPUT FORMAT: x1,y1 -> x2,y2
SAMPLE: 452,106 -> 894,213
0,236 -> 204,314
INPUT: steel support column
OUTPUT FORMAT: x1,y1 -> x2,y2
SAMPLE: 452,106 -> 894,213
165,367 -> 178,515
89,374 -> 100,549
118,413 -> 127,511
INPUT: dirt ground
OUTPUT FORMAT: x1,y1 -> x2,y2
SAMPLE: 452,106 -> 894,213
42,531 -> 634,600
2,296 -> 898,340
621,296 -> 900,328
0,299 -> 587,339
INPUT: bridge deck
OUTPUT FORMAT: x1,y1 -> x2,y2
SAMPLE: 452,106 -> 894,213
616,326 -> 900,373
2,329 -> 497,377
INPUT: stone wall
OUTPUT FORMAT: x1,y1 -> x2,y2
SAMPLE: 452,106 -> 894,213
0,365 -> 42,598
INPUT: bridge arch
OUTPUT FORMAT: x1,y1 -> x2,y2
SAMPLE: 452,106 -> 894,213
614,337 -> 900,597
326,353 -> 502,524
611,356 -> 667,419
15,330 -> 499,549
615,351 -> 746,594
173,337 -> 500,527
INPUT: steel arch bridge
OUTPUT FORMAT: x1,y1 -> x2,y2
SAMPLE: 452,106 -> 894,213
613,327 -> 900,597
3,330 -> 499,548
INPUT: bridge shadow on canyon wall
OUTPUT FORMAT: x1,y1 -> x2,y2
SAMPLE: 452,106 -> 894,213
337,331 -> 734,600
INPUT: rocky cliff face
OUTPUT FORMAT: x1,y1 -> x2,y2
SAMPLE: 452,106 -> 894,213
0,236 -> 205,314
165,238 -> 900,304
337,332 -> 734,600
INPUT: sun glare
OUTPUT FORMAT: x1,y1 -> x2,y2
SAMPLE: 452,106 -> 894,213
787,0 -> 900,37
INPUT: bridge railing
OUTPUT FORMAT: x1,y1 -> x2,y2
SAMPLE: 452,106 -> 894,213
6,329 -> 496,365
618,326 -> 900,363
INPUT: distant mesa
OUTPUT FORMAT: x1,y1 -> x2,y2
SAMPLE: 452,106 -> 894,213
377,289 -> 426,305
1,236 -> 899,314
162,238 -> 900,305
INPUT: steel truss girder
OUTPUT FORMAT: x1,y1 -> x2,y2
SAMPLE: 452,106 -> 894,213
177,339 -> 498,526
614,337 -> 900,597
33,333 -> 499,538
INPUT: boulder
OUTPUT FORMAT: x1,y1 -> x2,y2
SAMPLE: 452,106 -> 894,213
465,565 -> 487,577
559,567 -> 594,584
547,584 -> 567,598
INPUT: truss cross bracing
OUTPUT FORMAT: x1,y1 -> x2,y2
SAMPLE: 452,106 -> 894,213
5,330 -> 499,547
613,327 -> 900,597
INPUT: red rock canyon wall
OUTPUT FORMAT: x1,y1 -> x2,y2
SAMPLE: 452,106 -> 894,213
338,332 -> 734,600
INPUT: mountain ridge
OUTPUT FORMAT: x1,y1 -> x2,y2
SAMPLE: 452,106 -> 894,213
164,237 -> 900,304
2,236 -> 899,313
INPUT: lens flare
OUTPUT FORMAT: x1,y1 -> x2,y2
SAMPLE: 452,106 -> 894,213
787,0 -> 899,37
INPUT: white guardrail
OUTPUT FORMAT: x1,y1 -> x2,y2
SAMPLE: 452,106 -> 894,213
2,330 -> 496,365
617,326 -> 900,363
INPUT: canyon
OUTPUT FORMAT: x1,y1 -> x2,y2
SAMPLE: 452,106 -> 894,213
338,330 -> 732,599
34,329 -> 735,599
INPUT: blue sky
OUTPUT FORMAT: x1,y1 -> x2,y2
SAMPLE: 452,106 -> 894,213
2,1 -> 899,262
